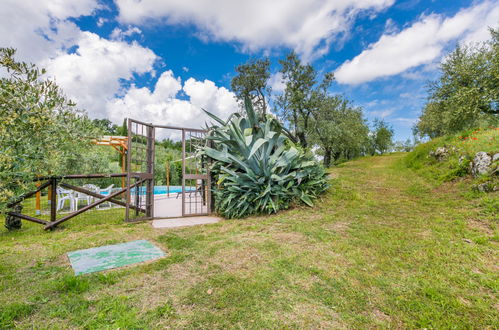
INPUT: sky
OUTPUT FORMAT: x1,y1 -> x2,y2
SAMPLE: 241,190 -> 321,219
1,0 -> 498,141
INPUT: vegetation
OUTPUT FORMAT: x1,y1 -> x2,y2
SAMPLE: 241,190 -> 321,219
405,126 -> 498,184
201,98 -> 329,218
0,48 -> 98,213
1,153 -> 497,328
369,118 -> 395,155
311,95 -> 369,167
417,28 -> 498,137
232,53 -> 393,167
230,58 -> 271,115
275,52 -> 335,149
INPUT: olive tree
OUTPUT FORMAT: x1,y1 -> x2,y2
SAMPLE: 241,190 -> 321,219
0,48 -> 97,214
311,95 -> 369,167
417,28 -> 498,137
231,58 -> 271,115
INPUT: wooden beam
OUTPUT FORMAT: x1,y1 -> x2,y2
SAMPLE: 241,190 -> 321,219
59,182 -> 144,212
7,180 -> 51,208
45,179 -> 145,230
6,212 -> 48,225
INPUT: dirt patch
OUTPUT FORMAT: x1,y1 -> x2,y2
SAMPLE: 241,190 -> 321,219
208,246 -> 265,276
325,221 -> 350,235
276,302 -> 344,328
467,218 -> 495,235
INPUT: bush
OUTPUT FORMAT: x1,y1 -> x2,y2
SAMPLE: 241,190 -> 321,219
201,98 -> 329,218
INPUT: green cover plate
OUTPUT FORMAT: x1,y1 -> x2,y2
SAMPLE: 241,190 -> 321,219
67,239 -> 165,275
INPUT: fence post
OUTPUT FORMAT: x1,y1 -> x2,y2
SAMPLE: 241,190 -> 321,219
50,178 -> 57,223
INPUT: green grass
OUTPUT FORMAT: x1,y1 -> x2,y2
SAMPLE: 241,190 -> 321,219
405,126 -> 498,183
1,153 -> 498,328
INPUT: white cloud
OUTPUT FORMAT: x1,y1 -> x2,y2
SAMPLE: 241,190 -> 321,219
369,108 -> 395,118
0,0 -> 100,63
110,26 -> 142,40
97,17 -> 108,27
43,32 -> 157,118
115,0 -> 395,60
107,71 -> 239,137
335,1 -> 499,84
268,72 -> 286,93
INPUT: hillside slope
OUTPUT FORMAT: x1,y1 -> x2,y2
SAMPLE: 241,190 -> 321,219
404,127 -> 498,187
0,154 -> 497,328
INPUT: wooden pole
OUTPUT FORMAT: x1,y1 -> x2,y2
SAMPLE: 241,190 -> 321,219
35,182 -> 41,215
50,178 -> 57,223
121,147 -> 126,189
47,184 -> 52,205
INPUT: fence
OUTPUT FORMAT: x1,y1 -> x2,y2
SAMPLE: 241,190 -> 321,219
5,173 -> 145,230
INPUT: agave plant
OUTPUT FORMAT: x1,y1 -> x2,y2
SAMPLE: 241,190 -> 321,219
201,98 -> 329,218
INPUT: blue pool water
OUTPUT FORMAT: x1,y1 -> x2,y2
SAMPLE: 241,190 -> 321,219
131,186 -> 194,195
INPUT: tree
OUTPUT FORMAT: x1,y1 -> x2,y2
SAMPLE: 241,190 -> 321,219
370,119 -> 394,155
231,58 -> 271,115
0,48 -> 97,214
417,28 -> 498,137
276,52 -> 334,148
92,118 -> 118,135
392,138 -> 414,152
116,118 -> 127,136
311,95 -> 369,167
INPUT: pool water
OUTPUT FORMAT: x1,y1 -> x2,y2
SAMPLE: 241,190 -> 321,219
131,186 -> 195,195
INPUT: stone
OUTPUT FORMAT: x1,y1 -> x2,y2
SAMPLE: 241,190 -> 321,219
493,153 -> 499,163
4,204 -> 22,230
471,152 -> 492,177
430,147 -> 449,161
472,182 -> 493,193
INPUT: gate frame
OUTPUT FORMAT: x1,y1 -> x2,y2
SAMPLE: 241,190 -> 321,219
126,118 -> 156,222
126,121 -> 211,220
155,125 -> 211,218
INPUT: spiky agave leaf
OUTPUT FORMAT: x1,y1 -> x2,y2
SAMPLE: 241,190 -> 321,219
200,96 -> 329,218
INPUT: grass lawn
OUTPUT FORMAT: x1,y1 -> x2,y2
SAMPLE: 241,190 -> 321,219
1,153 -> 497,328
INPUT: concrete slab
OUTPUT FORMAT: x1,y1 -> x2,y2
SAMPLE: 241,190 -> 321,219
152,216 -> 221,229
67,240 -> 165,275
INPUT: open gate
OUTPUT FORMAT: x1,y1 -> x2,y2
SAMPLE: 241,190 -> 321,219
126,119 -> 155,222
181,128 -> 211,217
126,121 -> 211,220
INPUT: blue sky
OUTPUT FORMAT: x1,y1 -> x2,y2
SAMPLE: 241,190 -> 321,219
1,0 -> 498,141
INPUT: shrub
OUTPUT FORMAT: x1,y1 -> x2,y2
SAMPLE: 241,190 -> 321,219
201,98 -> 329,218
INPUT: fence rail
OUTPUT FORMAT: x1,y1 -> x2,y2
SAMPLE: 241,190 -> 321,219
5,173 -> 144,230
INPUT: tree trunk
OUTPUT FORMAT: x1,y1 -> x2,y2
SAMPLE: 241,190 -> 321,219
323,148 -> 332,167
297,131 -> 307,148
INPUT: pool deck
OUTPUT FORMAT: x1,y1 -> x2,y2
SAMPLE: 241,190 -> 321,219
152,216 -> 220,228
153,193 -> 208,218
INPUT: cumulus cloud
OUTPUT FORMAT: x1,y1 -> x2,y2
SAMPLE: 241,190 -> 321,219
107,71 -> 239,138
110,26 -> 142,40
42,32 -> 157,118
268,72 -> 286,93
0,0 -> 100,63
115,0 -> 395,60
335,1 -> 499,84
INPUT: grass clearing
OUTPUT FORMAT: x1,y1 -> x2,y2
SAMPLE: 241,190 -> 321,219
1,153 -> 498,328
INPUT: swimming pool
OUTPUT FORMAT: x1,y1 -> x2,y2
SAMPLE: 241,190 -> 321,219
130,186 -> 195,195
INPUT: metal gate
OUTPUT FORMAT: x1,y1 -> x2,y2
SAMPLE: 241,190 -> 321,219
126,119 -> 155,221
182,128 -> 211,217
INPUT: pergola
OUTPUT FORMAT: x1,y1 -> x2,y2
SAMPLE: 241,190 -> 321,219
93,135 -> 128,187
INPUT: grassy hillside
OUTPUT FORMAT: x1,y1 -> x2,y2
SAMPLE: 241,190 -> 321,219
1,153 -> 497,328
404,127 -> 498,184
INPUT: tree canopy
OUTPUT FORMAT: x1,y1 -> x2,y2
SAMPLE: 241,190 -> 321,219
0,48 -> 97,212
417,28 -> 498,137
231,58 -> 271,115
